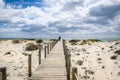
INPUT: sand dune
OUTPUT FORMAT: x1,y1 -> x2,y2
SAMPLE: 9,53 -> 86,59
0,40 -> 120,80
0,40 -> 46,80
67,40 -> 120,80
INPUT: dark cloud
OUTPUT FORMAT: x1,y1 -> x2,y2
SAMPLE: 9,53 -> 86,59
84,17 -> 109,25
61,0 -> 83,11
21,25 -> 43,33
0,19 -> 11,24
86,3 -> 120,25
89,3 -> 120,19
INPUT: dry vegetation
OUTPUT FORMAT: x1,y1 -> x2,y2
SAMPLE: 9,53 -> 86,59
110,55 -> 117,60
67,40 -> 120,80
69,39 -> 102,45
36,39 -> 43,43
69,39 -> 79,45
114,50 -> 120,55
12,40 -> 20,44
25,43 -> 38,51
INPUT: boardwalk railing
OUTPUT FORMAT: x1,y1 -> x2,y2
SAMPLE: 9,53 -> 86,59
63,40 -> 79,80
28,39 -> 58,77
0,39 -> 58,80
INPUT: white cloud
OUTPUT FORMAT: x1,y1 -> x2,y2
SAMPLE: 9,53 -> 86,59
0,0 -> 120,39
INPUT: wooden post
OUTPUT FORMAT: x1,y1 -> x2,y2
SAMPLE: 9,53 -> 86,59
52,41 -> 54,48
39,48 -> 41,64
28,54 -> 32,77
0,67 -> 6,80
49,43 -> 51,51
44,46 -> 47,58
71,67 -> 77,80
67,56 -> 71,80
51,41 -> 53,48
47,44 -> 49,54
50,43 -> 52,51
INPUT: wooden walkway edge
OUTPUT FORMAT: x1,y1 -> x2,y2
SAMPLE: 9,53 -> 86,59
28,41 -> 67,80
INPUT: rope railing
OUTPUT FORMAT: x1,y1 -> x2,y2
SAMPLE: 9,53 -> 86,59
28,39 -> 59,77
0,39 -> 59,80
63,40 -> 79,80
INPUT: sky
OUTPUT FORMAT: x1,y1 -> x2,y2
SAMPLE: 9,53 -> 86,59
0,0 -> 120,39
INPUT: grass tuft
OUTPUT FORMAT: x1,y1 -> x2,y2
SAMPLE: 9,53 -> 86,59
12,40 -> 20,44
110,55 -> 117,60
36,39 -> 43,43
77,60 -> 83,65
5,52 -> 11,55
69,39 -> 79,45
26,43 -> 38,51
114,50 -> 120,55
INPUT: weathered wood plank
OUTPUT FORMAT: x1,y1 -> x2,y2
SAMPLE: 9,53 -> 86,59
29,77 -> 67,80
28,41 -> 67,80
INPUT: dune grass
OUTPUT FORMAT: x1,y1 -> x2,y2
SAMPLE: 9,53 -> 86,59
26,43 -> 38,51
12,40 -> 20,44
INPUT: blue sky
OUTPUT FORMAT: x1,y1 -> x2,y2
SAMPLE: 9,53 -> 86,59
0,0 -> 120,39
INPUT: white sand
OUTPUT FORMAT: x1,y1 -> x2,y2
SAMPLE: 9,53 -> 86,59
1,40 -> 120,80
0,40 -> 47,80
67,40 -> 120,80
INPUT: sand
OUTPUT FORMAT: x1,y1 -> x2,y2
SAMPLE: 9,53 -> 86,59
0,40 -> 47,80
66,40 -> 120,80
0,40 -> 120,80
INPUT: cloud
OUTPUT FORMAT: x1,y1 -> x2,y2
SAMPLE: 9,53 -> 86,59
89,3 -> 120,19
0,0 -> 120,39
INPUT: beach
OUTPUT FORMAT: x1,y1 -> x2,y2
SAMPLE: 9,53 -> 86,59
0,39 -> 120,80
0,40 -> 47,80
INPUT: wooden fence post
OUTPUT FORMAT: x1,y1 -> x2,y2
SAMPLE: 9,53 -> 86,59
51,42 -> 52,49
71,67 -> 77,80
39,48 -> 41,64
51,41 -> 53,49
49,43 -> 51,51
0,67 -> 6,80
67,55 -> 71,80
44,46 -> 47,58
47,44 -> 49,54
28,54 -> 32,77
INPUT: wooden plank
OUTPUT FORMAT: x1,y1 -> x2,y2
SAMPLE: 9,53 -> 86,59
28,41 -> 67,80
29,77 -> 67,80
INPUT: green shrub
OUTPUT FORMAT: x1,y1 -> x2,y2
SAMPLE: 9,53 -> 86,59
110,55 -> 117,60
85,70 -> 94,74
26,39 -> 35,40
86,39 -> 102,42
36,39 -> 43,43
80,40 -> 87,45
12,40 -> 20,44
102,66 -> 105,69
4,52 -> 11,55
26,43 -> 38,51
77,60 -> 83,65
69,39 -> 79,45
97,58 -> 102,60
114,50 -> 120,55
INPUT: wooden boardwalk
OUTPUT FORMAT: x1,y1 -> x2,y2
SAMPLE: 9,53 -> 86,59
28,41 -> 67,80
